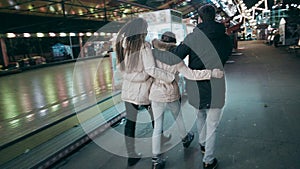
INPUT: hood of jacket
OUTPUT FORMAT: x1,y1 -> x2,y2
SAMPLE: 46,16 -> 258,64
195,21 -> 226,40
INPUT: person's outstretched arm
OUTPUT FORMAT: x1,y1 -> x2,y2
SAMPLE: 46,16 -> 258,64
176,62 -> 223,80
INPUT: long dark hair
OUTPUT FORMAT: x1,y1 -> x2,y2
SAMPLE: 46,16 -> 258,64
115,18 -> 148,72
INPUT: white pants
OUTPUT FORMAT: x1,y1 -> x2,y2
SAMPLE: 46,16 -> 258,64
196,108 -> 222,164
151,100 -> 187,156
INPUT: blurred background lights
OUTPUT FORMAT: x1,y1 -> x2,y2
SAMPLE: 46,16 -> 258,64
36,33 -> 44,37
8,0 -> 15,5
14,5 -> 20,10
7,33 -> 16,38
69,32 -> 76,37
49,5 -> 55,12
49,32 -> 56,37
23,33 -> 31,38
59,32 -> 67,37
86,32 -> 92,36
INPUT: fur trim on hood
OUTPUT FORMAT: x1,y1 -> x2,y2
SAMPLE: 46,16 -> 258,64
152,39 -> 177,51
151,39 -> 182,66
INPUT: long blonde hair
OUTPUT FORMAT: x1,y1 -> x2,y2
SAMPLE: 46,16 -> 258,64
115,18 -> 148,72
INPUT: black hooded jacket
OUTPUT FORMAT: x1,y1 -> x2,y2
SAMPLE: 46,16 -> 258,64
170,21 -> 232,109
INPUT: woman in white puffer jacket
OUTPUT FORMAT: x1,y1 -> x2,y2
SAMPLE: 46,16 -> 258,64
150,31 -> 223,169
115,18 -> 175,167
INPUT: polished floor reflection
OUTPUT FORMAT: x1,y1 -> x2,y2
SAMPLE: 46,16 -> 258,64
0,57 -> 115,146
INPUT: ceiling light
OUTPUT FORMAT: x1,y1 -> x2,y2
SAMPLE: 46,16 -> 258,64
78,9 -> 83,15
7,33 -> 16,38
124,9 -> 131,13
37,33 -> 44,37
86,32 -> 92,36
49,32 -> 56,37
57,4 -> 62,11
14,5 -> 20,10
59,33 -> 67,37
8,0 -> 15,6
28,4 -> 33,11
69,33 -> 76,37
49,6 -> 55,12
23,33 -> 31,38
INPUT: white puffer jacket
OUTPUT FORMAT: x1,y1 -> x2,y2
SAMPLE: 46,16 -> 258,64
120,43 -> 175,105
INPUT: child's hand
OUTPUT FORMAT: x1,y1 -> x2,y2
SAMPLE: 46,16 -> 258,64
212,69 -> 224,78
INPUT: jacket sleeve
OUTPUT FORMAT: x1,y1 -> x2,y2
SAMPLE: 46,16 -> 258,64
176,62 -> 211,80
142,44 -> 175,83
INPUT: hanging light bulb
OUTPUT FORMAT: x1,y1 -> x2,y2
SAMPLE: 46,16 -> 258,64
37,33 -> 44,37
23,33 -> 31,38
69,33 -> 76,37
49,32 -> 56,37
7,33 -> 16,38
59,33 -> 67,37
49,5 -> 55,12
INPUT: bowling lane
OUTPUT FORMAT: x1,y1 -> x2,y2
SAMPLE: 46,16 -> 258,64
0,57 -> 116,146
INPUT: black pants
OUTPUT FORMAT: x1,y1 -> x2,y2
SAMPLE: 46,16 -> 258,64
124,101 -> 154,154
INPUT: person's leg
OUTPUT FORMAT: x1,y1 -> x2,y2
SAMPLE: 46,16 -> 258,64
202,108 -> 222,164
151,101 -> 166,169
124,102 -> 141,166
143,104 -> 155,128
145,104 -> 171,143
168,100 -> 194,148
196,109 -> 207,149
168,100 -> 187,138
151,102 -> 165,156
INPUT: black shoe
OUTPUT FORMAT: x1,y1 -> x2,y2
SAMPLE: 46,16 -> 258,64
152,156 -> 166,169
200,144 -> 205,154
127,153 -> 142,166
182,132 -> 194,148
161,133 -> 172,144
203,158 -> 218,169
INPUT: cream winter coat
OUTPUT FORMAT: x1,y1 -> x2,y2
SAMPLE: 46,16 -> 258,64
119,42 -> 175,105
149,47 -> 212,103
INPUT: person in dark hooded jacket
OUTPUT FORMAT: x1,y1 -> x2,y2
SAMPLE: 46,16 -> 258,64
150,31 -> 224,169
153,4 -> 232,169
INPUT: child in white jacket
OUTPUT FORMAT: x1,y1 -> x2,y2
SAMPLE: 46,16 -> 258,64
150,31 -> 223,169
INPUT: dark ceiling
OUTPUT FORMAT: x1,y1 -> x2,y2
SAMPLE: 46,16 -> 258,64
0,12 -> 114,33
0,0 -> 297,34
0,0 -> 208,33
